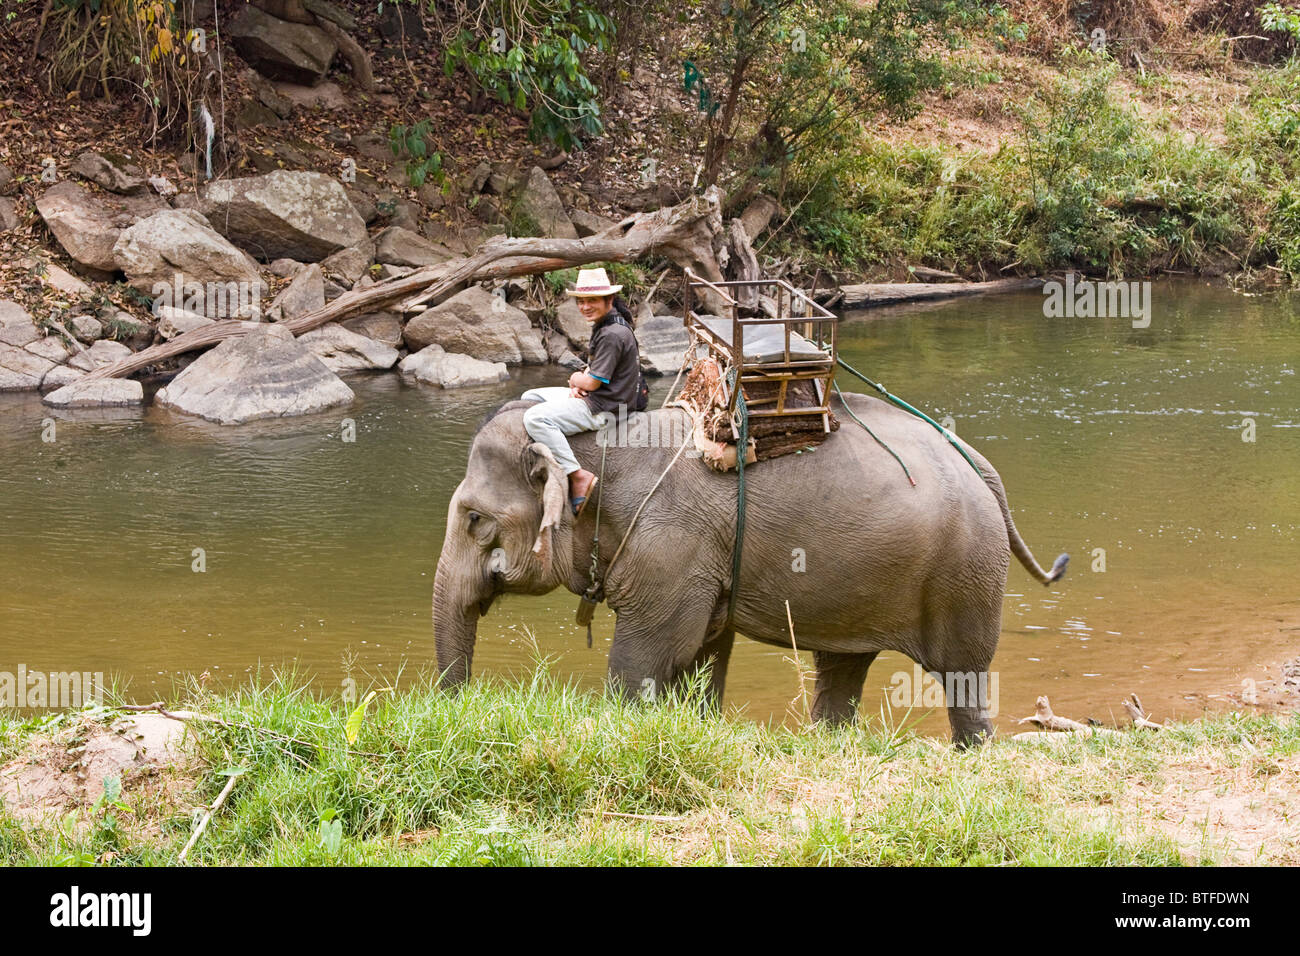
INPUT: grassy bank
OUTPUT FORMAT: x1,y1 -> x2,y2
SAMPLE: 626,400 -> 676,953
1,670 -> 1297,866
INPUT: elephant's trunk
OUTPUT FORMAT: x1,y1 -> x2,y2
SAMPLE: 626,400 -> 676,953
432,558 -> 480,687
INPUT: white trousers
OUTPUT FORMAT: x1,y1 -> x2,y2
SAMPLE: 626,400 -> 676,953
521,387 -> 611,476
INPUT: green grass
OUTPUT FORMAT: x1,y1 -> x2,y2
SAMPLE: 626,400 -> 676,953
1,669 -> 1295,866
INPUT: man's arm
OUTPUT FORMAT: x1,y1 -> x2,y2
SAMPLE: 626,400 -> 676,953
569,370 -> 603,394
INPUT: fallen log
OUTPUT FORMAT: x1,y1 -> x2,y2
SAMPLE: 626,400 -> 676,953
834,276 -> 1042,311
1017,695 -> 1090,733
84,187 -> 727,382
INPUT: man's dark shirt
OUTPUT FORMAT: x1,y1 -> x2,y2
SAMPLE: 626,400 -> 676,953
584,310 -> 640,415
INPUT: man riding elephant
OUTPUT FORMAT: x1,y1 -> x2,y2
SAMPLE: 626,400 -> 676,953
520,267 -> 645,517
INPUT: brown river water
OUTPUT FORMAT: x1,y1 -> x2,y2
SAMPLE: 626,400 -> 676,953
1,281 -> 1297,735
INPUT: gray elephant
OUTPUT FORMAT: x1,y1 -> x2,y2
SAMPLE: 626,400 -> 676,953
432,393 -> 1067,746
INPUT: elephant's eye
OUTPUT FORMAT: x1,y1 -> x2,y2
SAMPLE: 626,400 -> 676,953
467,511 -> 481,525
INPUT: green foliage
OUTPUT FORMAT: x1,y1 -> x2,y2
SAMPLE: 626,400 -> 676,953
388,120 -> 445,189
442,1 -> 614,151
1260,3 -> 1300,41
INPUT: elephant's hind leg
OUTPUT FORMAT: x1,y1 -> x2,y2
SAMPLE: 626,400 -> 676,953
811,650 -> 879,725
675,627 -> 734,711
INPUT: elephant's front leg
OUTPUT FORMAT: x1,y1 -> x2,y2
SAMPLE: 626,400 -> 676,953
606,589 -> 721,705
672,626 -> 734,712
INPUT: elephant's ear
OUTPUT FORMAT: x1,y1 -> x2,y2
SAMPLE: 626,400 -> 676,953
526,442 -> 567,558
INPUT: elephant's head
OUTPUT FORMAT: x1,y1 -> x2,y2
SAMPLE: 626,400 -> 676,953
433,404 -> 573,687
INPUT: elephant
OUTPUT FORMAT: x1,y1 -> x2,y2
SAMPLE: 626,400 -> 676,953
432,392 -> 1068,746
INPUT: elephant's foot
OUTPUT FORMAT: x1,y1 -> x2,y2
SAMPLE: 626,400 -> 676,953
948,706 -> 995,749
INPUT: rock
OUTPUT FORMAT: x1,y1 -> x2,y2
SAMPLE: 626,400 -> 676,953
69,314 -> 102,343
635,313 -> 692,376
322,278 -> 348,302
418,220 -> 470,255
464,161 -> 492,194
236,99 -> 283,130
0,162 -> 12,188
35,181 -> 164,274
41,364 -> 86,391
377,263 -> 413,281
485,163 -> 522,196
104,311 -> 152,349
267,263 -> 324,321
0,197 -> 18,232
378,3 -> 428,43
320,241 -> 373,286
43,378 -> 143,407
399,345 -> 509,388
551,298 -> 592,349
24,336 -> 74,363
0,301 -> 38,347
227,4 -> 337,84
298,322 -> 399,372
513,166 -> 578,239
155,306 -> 216,339
154,324 -> 353,424
42,263 -> 93,297
267,258 -> 304,278
346,188 -> 378,226
148,175 -> 178,198
273,79 -> 347,110
373,226 -> 456,267
403,285 -> 546,365
113,209 -> 264,296
0,345 -> 55,391
68,339 -> 132,372
69,151 -> 147,195
569,208 -> 619,237
200,170 -> 367,262
341,311 -> 402,349
542,328 -> 583,370
416,184 -> 445,211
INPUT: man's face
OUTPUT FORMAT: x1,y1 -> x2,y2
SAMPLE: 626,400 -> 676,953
576,295 -> 612,322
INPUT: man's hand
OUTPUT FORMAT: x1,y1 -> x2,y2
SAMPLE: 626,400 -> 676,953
568,385 -> 589,398
568,370 -> 602,394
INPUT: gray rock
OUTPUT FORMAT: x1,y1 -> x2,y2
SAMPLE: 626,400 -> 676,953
148,175 -> 178,199
68,339 -> 132,372
464,161 -> 492,194
24,335 -> 75,363
267,263 -> 324,321
513,166 -> 577,239
0,345 -> 55,391
399,345 -> 509,388
0,301 -> 38,347
569,207 -> 618,237
43,378 -> 143,407
373,226 -> 455,267
0,197 -> 18,232
298,322 -> 399,372
636,313 -> 692,376
155,306 -> 216,340
551,298 -> 592,349
154,324 -> 353,424
272,80 -> 347,110
228,4 -> 337,84
200,170 -> 367,262
41,263 -> 93,297
113,209 -> 264,296
267,258 -> 304,278
41,364 -> 86,391
341,311 -> 402,349
485,163 -> 523,196
377,263 -> 413,281
402,285 -> 546,365
418,220 -> 470,255
70,314 -> 103,343
104,311 -> 152,349
69,152 -> 147,195
320,241 -> 373,287
36,181 -> 164,273
542,328 -> 583,370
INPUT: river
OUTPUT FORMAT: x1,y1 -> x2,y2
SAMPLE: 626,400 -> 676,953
1,280 -> 1296,734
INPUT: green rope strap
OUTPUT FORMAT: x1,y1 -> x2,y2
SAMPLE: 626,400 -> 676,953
836,357 -> 984,479
727,367 -> 748,622
832,379 -> 915,487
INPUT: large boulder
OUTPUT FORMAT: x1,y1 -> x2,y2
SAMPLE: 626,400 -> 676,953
569,208 -> 618,237
0,301 -> 39,348
297,323 -> 399,373
36,181 -> 164,274
113,209 -> 264,297
551,298 -> 592,349
227,4 -> 336,84
320,240 -> 374,287
635,313 -> 692,376
399,345 -> 509,388
68,339 -> 132,372
373,226 -> 456,267
43,378 -> 144,407
513,166 -> 578,239
154,324 -> 353,424
402,285 -> 546,365
200,170 -> 367,262
155,306 -> 216,340
0,345 -> 55,391
341,311 -> 402,349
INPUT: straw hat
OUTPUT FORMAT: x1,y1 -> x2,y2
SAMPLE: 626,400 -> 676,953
565,267 -> 623,297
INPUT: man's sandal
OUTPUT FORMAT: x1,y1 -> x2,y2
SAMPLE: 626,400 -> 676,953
570,476 -> 598,517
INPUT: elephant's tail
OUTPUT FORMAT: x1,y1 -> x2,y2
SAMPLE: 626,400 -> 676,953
963,443 -> 1069,587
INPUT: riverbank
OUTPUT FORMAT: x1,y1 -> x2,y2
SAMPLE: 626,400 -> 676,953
1,670 -> 1297,866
